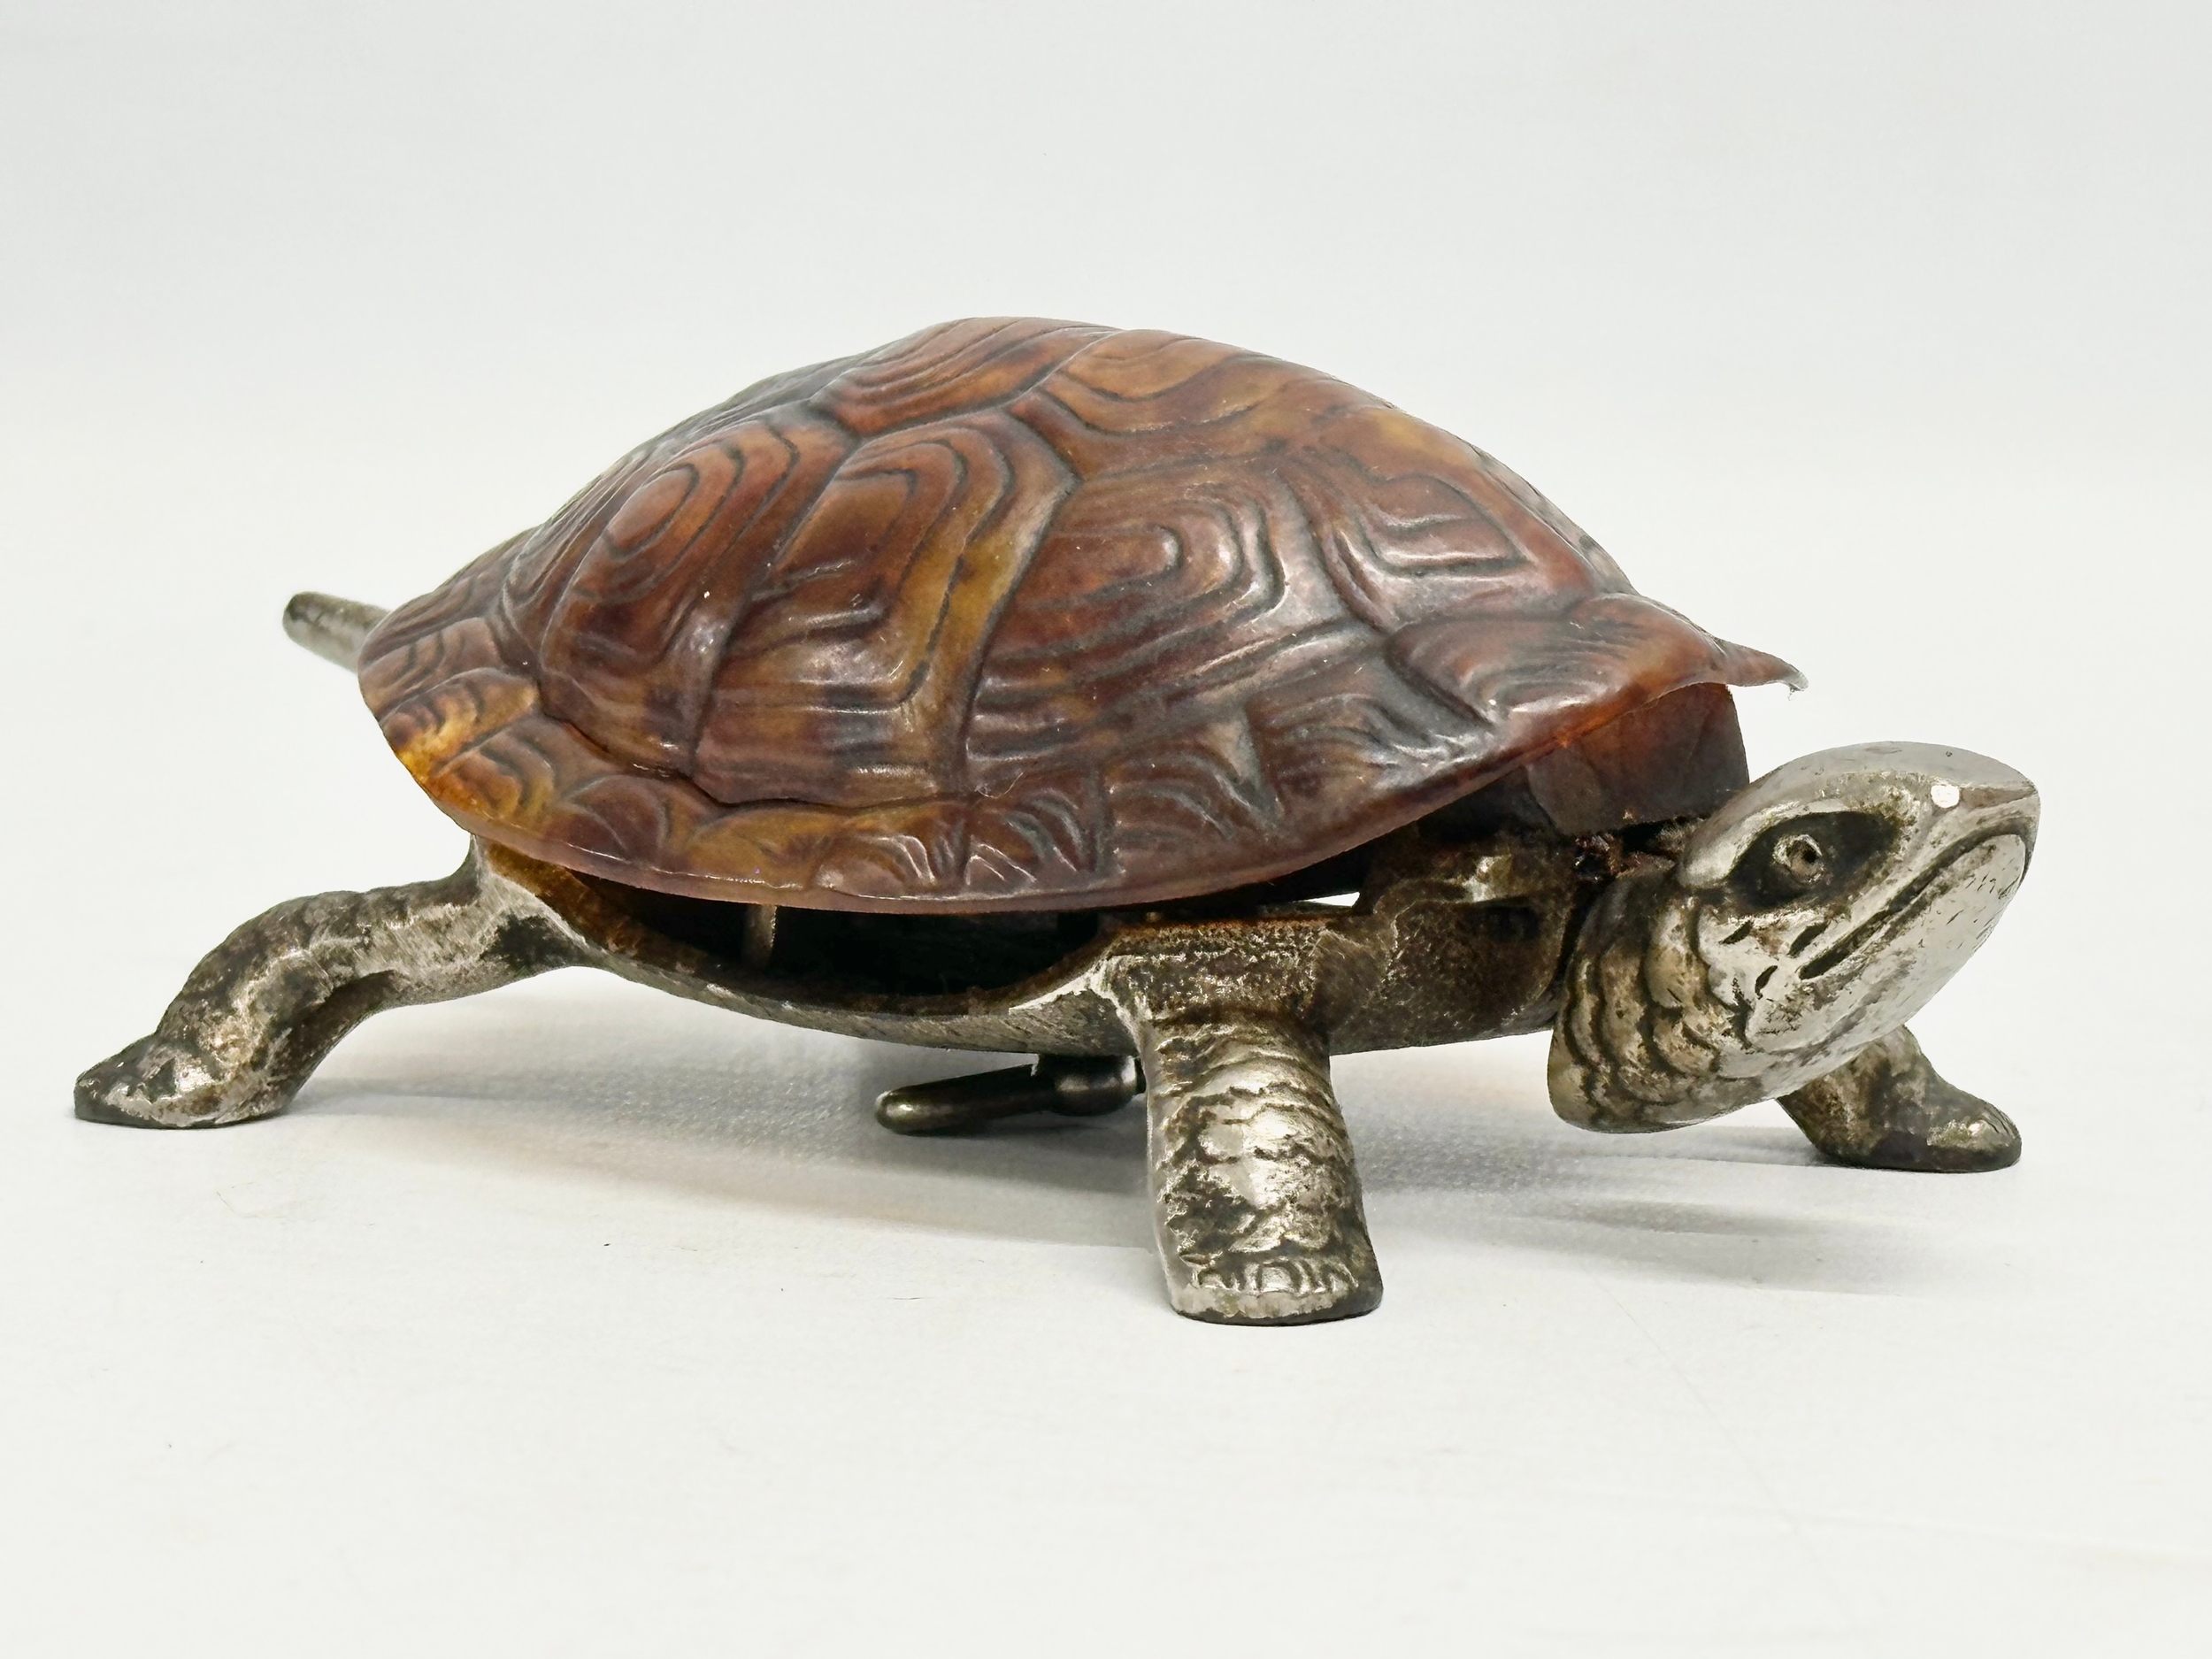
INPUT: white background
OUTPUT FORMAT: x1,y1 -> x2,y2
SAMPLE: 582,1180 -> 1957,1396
4,3 -> 2208,1654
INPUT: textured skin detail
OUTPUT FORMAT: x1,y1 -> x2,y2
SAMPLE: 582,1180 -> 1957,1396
1120,998 -> 1381,1325
74,848 -> 580,1128
358,318 -> 1797,911
1779,1027 -> 2022,1172
1548,744 -> 2038,1132
1548,866 -> 1744,1129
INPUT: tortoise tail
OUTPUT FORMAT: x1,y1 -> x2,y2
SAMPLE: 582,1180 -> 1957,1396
283,592 -> 389,671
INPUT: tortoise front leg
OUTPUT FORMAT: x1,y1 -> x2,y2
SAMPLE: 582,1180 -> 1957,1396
1120,999 -> 1382,1325
1779,1025 -> 2021,1172
76,843 -> 578,1129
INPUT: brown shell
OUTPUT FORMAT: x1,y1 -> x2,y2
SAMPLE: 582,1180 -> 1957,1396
358,319 -> 1797,912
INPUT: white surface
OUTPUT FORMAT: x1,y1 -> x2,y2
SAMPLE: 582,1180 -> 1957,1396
3,4 -> 2207,1655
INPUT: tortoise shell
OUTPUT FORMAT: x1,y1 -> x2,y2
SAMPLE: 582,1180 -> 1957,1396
358,319 -> 1797,911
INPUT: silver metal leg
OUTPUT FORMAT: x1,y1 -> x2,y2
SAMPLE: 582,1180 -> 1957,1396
1129,1005 -> 1382,1325
75,845 -> 575,1129
1780,1025 -> 2021,1172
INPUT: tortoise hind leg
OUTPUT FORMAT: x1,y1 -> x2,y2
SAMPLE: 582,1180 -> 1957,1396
1122,1000 -> 1382,1325
75,843 -> 578,1129
1779,1025 -> 2021,1172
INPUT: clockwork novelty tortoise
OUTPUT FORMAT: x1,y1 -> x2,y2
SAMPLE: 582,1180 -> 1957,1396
78,319 -> 2039,1325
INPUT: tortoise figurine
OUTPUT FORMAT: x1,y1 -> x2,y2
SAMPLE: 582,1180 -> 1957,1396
78,319 -> 2039,1325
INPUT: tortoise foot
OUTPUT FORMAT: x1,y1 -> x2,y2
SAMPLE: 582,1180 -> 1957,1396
1846,1098 -> 2020,1173
74,1033 -> 286,1130
1167,1247 -> 1385,1326
1781,1026 -> 2022,1173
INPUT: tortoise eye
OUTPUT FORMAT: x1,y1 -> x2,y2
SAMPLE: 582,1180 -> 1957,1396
1773,832 -> 1825,882
1731,812 -> 1893,908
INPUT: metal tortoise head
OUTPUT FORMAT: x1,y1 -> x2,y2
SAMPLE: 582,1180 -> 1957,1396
1550,742 -> 2039,1129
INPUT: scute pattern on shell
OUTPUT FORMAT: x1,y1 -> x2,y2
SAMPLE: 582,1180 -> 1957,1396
359,319 -> 1797,910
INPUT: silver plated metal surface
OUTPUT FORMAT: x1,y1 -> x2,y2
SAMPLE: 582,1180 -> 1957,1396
75,848 -> 575,1130
1548,743 -> 2039,1132
1779,1025 -> 2021,1172
1116,991 -> 1381,1325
